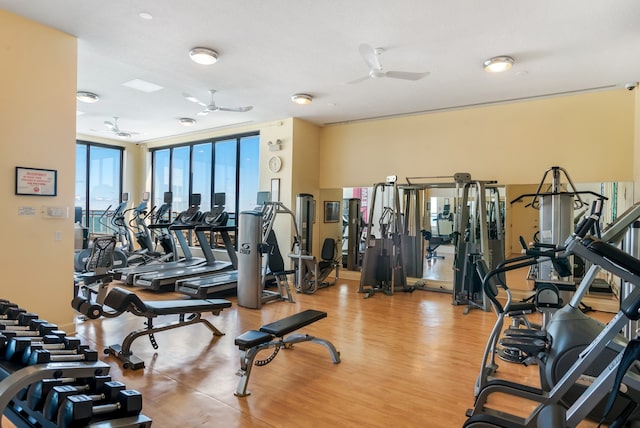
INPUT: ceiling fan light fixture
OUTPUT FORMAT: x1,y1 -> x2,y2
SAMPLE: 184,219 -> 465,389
179,117 -> 197,126
483,56 -> 514,73
189,47 -> 218,65
291,93 -> 313,105
76,91 -> 100,103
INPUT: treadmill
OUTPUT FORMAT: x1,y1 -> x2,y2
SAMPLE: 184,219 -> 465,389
174,222 -> 238,298
133,207 -> 234,291
113,194 -> 205,285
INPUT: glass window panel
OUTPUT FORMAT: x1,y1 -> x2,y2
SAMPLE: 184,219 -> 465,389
238,135 -> 259,212
152,149 -> 170,208
192,143 -> 212,210
214,139 -> 237,215
75,144 -> 87,225
88,145 -> 122,234
171,146 -> 191,213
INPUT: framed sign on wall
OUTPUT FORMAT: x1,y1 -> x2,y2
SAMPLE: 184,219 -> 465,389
15,166 -> 57,196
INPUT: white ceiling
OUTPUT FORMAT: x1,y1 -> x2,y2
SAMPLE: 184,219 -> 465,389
2,1 -> 640,143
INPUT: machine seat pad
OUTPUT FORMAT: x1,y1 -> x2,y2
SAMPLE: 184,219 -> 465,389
104,287 -> 231,316
506,302 -> 536,314
235,330 -> 274,351
504,328 -> 547,339
587,239 -> 640,277
499,337 -> 547,355
259,310 -> 327,337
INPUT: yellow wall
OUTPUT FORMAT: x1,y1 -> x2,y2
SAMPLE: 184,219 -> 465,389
1,10 -> 77,329
318,90 -> 635,188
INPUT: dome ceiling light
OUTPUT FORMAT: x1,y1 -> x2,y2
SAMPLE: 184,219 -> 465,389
483,56 -> 514,73
189,47 -> 219,65
179,117 -> 197,126
291,93 -> 313,105
76,91 -> 100,103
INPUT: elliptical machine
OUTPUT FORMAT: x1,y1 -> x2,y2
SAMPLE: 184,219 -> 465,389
468,199 -> 640,426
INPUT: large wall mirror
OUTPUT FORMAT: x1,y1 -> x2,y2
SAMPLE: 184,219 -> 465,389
339,180 -> 634,292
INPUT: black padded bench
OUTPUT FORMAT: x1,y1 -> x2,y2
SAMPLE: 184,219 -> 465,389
234,309 -> 341,397
101,287 -> 232,370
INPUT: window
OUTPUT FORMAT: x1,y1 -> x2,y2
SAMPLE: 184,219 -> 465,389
150,132 -> 259,232
214,139 -> 237,214
75,141 -> 124,234
238,135 -> 259,212
171,146 -> 191,213
192,143 -> 213,209
152,149 -> 170,209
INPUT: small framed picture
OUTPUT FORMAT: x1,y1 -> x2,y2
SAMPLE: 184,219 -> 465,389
15,166 -> 57,196
324,201 -> 340,223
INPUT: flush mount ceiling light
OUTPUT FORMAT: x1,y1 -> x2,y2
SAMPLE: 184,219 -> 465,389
189,47 -> 218,65
179,117 -> 196,126
291,93 -> 313,105
483,56 -> 514,73
76,91 -> 100,103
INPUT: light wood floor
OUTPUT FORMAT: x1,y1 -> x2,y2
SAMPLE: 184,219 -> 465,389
59,275 -> 614,428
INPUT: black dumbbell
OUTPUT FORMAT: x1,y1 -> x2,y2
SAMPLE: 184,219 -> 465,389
0,319 -> 58,337
43,380 -> 126,421
0,312 -> 39,327
0,307 -> 28,321
71,296 -> 103,319
0,301 -> 19,315
57,389 -> 143,428
27,347 -> 98,365
19,337 -> 84,364
3,335 -> 66,361
27,375 -> 112,411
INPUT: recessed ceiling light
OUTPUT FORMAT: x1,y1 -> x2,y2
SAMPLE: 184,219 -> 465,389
139,11 -> 153,20
189,47 -> 218,65
179,117 -> 196,126
122,79 -> 164,93
483,56 -> 514,73
291,93 -> 313,105
76,91 -> 100,103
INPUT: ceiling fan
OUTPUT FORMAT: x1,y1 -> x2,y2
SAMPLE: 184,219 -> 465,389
350,44 -> 430,83
103,117 -> 138,139
183,89 -> 253,116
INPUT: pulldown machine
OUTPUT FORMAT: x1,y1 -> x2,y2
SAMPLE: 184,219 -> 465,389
452,176 -> 505,313
358,175 -> 408,298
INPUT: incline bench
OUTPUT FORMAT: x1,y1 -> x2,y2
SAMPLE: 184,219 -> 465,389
100,287 -> 232,370
234,309 -> 341,397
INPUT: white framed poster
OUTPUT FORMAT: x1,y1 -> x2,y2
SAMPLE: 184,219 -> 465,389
15,166 -> 57,196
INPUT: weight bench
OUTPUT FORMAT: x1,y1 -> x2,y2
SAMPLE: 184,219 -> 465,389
234,309 -> 341,397
101,287 -> 232,370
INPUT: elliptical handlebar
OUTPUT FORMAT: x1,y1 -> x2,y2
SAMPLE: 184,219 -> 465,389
573,198 -> 604,239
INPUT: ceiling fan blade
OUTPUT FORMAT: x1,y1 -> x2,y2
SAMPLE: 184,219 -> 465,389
358,44 -> 381,71
348,75 -> 371,85
217,106 -> 253,112
197,109 -> 210,116
104,120 -> 115,130
183,92 -> 208,107
385,71 -> 430,81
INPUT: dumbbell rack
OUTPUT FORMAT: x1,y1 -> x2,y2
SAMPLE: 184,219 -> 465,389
0,301 -> 153,427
